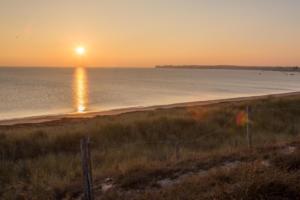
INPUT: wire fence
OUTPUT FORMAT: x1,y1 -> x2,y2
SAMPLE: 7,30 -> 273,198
83,105 -> 300,154
79,105 -> 300,199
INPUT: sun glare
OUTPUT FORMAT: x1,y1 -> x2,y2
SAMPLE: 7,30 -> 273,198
75,46 -> 86,56
74,67 -> 88,113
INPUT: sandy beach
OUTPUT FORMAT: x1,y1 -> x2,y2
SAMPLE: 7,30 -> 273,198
1,91 -> 299,126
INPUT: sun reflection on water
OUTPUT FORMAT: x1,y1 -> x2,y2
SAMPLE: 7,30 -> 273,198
74,67 -> 88,113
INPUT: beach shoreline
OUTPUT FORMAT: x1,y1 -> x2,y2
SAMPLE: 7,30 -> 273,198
1,91 -> 300,126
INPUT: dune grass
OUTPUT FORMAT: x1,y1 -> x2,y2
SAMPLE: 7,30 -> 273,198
104,162 -> 300,200
0,94 -> 300,199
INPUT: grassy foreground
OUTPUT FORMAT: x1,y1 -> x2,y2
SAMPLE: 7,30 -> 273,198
0,94 -> 300,199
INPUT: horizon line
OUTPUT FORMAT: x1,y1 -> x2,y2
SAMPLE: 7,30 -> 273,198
0,64 -> 299,68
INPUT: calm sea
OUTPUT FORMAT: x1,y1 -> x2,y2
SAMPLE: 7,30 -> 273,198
0,67 -> 299,120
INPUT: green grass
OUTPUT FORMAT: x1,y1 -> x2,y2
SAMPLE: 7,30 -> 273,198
0,95 -> 300,199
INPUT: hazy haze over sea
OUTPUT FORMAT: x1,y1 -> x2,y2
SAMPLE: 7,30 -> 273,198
0,67 -> 299,120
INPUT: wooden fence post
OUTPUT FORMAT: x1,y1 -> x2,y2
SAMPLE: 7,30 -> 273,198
81,137 -> 94,200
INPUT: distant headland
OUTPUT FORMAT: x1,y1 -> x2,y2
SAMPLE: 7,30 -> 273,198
156,65 -> 300,72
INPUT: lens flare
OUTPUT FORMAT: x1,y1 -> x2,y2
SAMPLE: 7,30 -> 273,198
236,111 -> 248,127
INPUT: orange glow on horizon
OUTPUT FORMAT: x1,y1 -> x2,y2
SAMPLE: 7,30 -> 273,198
0,1 -> 299,67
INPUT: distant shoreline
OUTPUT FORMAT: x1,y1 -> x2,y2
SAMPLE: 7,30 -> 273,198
1,91 -> 300,126
156,65 -> 300,72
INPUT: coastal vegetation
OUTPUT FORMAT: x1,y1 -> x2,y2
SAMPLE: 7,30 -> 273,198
0,94 -> 300,199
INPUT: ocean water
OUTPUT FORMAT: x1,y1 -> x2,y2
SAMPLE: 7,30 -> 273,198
0,67 -> 299,120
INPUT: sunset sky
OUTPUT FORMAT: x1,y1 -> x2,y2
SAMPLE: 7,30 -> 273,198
0,0 -> 299,67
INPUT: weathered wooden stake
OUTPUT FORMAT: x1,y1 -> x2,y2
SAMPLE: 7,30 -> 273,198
81,137 -> 94,200
246,106 -> 252,149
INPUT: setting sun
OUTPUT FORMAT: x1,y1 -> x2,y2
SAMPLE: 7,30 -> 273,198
75,46 -> 86,56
